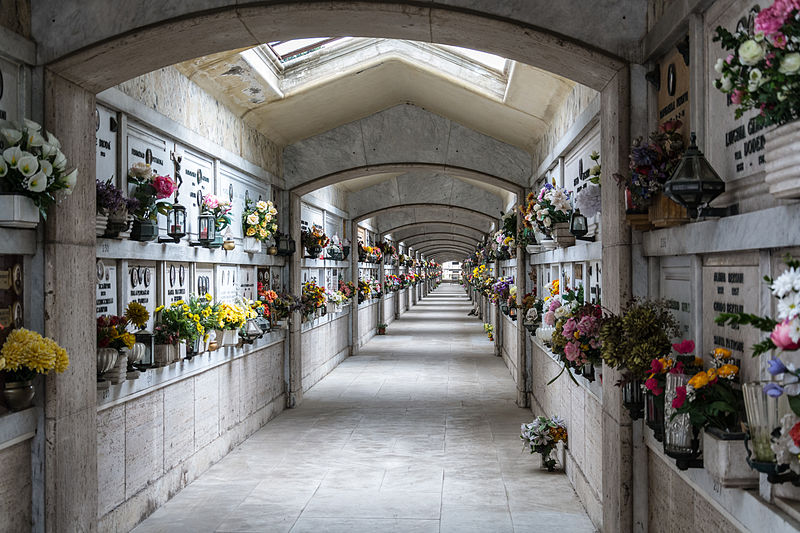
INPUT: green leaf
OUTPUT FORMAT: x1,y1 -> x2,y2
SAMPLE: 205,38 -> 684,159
788,395 -> 800,417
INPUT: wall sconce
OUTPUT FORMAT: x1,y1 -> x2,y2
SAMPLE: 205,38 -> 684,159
196,189 -> 215,245
276,232 -> 296,256
569,209 -> 594,241
160,150 -> 186,243
645,64 -> 661,90
133,330 -> 154,369
664,132 -> 738,218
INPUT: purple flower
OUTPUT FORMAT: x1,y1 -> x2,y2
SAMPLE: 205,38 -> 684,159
768,358 -> 789,376
764,382 -> 785,398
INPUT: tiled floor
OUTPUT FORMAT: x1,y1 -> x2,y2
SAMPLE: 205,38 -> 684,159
132,285 -> 595,533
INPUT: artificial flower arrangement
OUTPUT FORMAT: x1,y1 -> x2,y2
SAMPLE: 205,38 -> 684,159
242,197 -> 278,241
548,286 -> 604,383
301,225 -> 330,256
520,415 -> 568,471
672,349 -> 743,433
518,182 -> 572,236
576,151 -> 602,218
380,242 -> 397,263
491,276 -> 514,304
713,0 -> 800,127
338,280 -> 356,301
386,274 -> 401,291
269,291 -> 301,323
96,178 -> 135,219
522,291 -> 544,326
0,328 -> 69,382
357,279 -> 371,304
614,120 -> 684,211
326,289 -> 347,307
0,118 -> 77,218
715,256 -> 800,471
126,162 -> 175,221
368,279 -> 382,299
484,323 -> 494,341
301,280 -> 327,319
153,299 -> 206,346
97,302 -> 150,351
186,293 -> 215,340
200,193 -> 232,232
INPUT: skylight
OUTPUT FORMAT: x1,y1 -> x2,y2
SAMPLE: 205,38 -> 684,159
267,38 -> 342,62
439,45 -> 508,72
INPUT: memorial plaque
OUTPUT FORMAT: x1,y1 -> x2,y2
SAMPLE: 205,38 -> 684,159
164,262 -> 190,305
178,145 -> 215,239
240,266 -> 257,301
0,57 -> 20,128
257,267 -> 271,294
95,104 -> 118,185
587,261 -> 602,304
126,123 -> 172,234
706,1 -> 766,183
216,265 -> 238,303
95,259 -> 118,317
660,256 -> 693,339
702,255 -> 761,378
657,44 -> 690,139
0,255 -> 23,346
126,261 -> 157,330
195,264 -> 215,300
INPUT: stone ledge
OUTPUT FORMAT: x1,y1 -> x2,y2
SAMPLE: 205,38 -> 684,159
0,407 -> 37,452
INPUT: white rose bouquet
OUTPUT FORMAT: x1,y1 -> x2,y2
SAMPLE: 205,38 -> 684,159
0,118 -> 77,218
518,182 -> 572,237
713,0 -> 800,126
241,197 -> 278,241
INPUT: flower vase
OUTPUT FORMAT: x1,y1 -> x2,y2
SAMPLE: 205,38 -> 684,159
703,427 -> 757,488
551,222 -> 575,247
622,379 -> 644,420
95,213 -> 109,237
223,329 -> 238,346
2,380 -> 35,411
0,194 -> 39,229
97,347 -> 118,380
130,219 -> 159,242
743,382 -> 785,465
305,245 -> 322,259
764,120 -> 800,198
663,372 -> 699,459
243,237 -> 261,253
645,392 -> 665,442
154,344 -> 176,366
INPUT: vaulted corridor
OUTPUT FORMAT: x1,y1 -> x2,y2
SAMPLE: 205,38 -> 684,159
132,284 -> 594,533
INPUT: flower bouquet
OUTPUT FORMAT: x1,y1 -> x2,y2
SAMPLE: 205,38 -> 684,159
521,415 -> 568,471
301,226 -> 330,258
0,328 -> 69,410
357,279 -> 371,304
575,151 -> 602,219
242,197 -> 278,251
200,193 -> 232,246
126,162 -> 175,241
301,280 -> 327,320
518,183 -> 572,241
96,178 -> 135,237
548,286 -> 603,383
0,118 -> 77,226
152,299 -> 205,362
484,323 -> 494,341
338,280 -> 356,302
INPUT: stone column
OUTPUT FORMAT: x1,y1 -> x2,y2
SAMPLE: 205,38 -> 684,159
287,192 -> 303,407
378,235 -> 385,326
42,71 -> 98,533
600,66 -> 633,533
492,257 -> 501,357
516,193 -> 529,408
350,219 -> 359,352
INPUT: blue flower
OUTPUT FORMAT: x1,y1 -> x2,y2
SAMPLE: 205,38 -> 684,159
764,382 -> 785,398
768,358 -> 789,376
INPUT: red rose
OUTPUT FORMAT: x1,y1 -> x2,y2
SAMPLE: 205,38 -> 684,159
672,386 -> 687,409
790,421 -> 800,448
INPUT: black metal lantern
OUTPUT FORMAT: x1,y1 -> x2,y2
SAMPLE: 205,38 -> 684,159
196,189 -> 216,245
134,330 -> 154,369
161,150 -> 187,242
276,232 -> 296,256
569,209 -> 588,237
663,132 -> 730,218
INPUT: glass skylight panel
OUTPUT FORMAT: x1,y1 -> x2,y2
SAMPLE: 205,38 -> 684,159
440,45 -> 508,72
268,38 -> 339,61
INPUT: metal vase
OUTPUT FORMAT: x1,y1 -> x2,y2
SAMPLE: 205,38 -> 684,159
663,372 -> 697,458
2,380 -> 35,411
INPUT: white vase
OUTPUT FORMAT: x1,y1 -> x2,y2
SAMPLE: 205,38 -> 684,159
0,195 -> 39,229
702,429 -> 757,488
525,244 -> 541,254
243,237 -> 261,253
765,120 -> 800,198
154,344 -> 176,366
223,329 -> 238,346
95,214 -> 108,237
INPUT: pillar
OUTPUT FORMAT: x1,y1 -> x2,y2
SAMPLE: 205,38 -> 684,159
287,192 -> 303,407
492,255 -> 501,357
600,66 -> 633,533
516,191 -> 529,408
350,219 -> 359,352
43,71 -> 98,533
378,235 -> 385,326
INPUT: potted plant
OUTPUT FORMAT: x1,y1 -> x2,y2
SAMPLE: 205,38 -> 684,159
199,193 -> 232,249
712,2 -> 800,198
127,163 -> 174,241
377,323 -> 387,335
614,120 -> 686,228
96,302 -> 149,380
0,119 -> 77,228
521,415 -> 568,471
213,302 -> 246,346
548,286 -> 603,384
600,299 -> 679,420
0,327 -> 69,410
242,197 -> 278,253
153,299 -> 204,363
96,178 -> 134,238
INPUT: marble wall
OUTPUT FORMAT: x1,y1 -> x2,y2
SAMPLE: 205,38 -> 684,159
500,315 -> 519,386
383,293 -> 396,326
96,342 -> 285,532
532,84 -> 598,172
358,301 -> 380,347
116,66 -> 281,177
301,313 -> 351,392
0,0 -> 29,37
0,441 -> 32,531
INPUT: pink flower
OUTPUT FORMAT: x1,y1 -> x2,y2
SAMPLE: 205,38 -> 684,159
562,318 -> 577,338
669,361 -> 685,375
645,377 -> 663,396
152,174 -> 176,199
203,194 -> 219,209
564,341 -> 582,362
672,386 -> 687,409
771,318 -> 800,351
730,89 -> 744,105
548,299 -> 562,312
543,311 -> 556,326
672,339 -> 695,354
769,32 -> 788,49
650,358 -> 664,374
577,315 -> 598,336
726,54 -> 734,64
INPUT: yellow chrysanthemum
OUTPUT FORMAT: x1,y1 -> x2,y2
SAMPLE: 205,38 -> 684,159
125,301 -> 150,329
688,372 -> 710,390
0,328 -> 69,375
